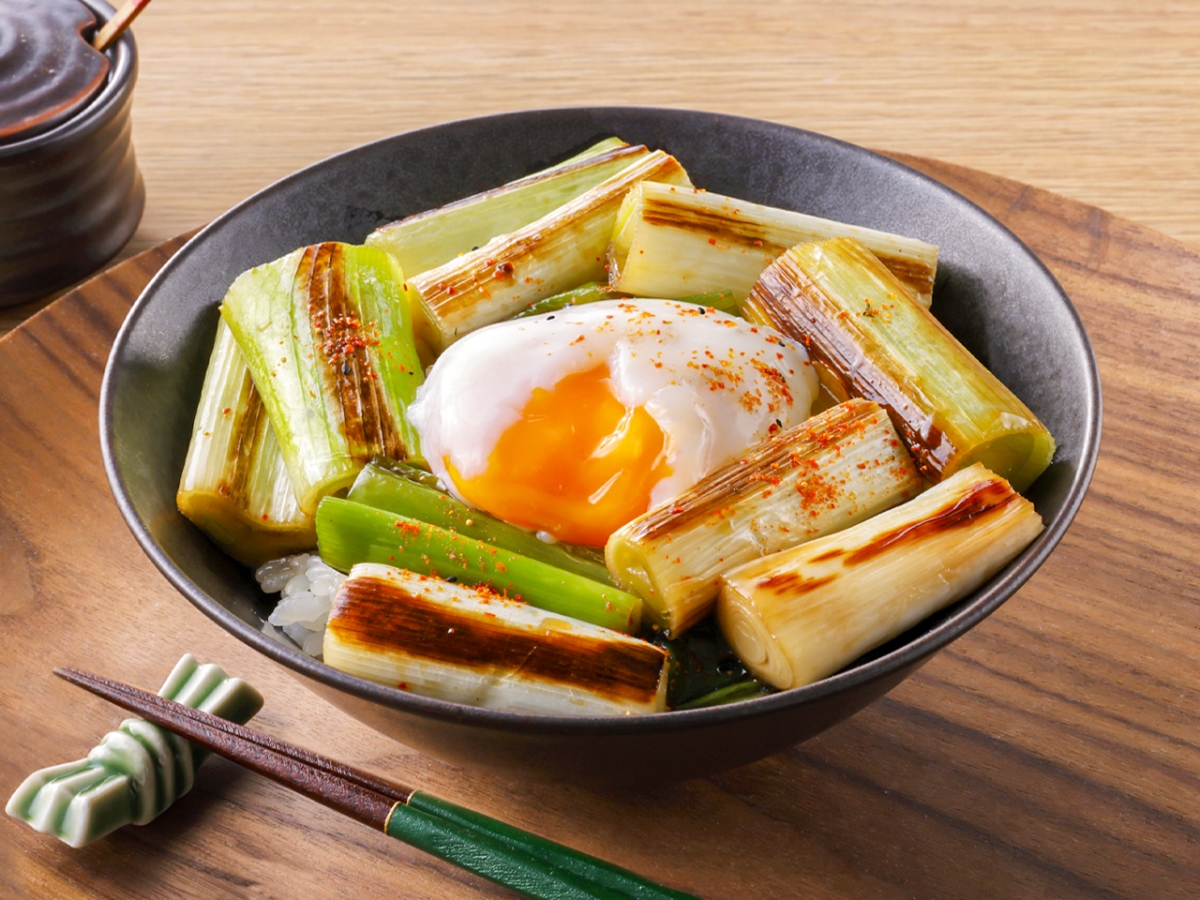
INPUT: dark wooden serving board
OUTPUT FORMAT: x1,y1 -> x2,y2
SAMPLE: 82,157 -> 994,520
1,156 -> 1197,900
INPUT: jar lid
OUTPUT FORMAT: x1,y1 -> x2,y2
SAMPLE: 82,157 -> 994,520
0,0 -> 111,145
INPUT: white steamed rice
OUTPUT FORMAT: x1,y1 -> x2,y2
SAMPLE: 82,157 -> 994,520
256,553 -> 346,658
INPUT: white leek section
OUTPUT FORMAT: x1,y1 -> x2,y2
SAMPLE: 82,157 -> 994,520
177,318 -> 314,566
609,182 -> 939,307
408,151 -> 692,351
366,140 -> 648,278
718,464 -> 1044,690
606,399 -> 923,636
324,564 -> 669,716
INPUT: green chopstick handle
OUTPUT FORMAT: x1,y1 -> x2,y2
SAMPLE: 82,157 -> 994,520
386,792 -> 701,900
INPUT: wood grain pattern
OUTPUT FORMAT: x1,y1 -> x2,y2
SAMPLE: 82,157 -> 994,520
0,156 -> 1196,899
3,0 -> 1199,333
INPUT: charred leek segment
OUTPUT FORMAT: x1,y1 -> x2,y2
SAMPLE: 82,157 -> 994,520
347,459 -> 613,586
513,283 -> 737,320
323,564 -> 668,715
606,399 -> 923,636
316,497 -> 641,633
5,655 -> 263,848
749,237 -> 1056,491
221,243 -> 425,516
609,182 -> 939,306
409,151 -> 692,351
718,464 -> 1044,690
365,140 -> 648,279
177,319 -> 315,565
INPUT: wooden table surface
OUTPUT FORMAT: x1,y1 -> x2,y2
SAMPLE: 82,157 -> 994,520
2,2 -> 1199,898
3,0 -> 1200,332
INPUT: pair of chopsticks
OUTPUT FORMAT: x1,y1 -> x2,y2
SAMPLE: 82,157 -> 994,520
55,667 -> 701,900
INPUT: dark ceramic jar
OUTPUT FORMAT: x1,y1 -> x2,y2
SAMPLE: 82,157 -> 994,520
0,0 -> 144,307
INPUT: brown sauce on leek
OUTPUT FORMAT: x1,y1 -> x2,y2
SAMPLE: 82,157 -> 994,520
843,480 -> 1016,566
330,575 -> 664,704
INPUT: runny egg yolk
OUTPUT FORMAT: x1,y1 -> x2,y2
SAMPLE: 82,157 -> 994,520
448,364 -> 671,546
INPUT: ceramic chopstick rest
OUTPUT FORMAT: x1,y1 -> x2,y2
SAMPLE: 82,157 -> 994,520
5,654 -> 263,847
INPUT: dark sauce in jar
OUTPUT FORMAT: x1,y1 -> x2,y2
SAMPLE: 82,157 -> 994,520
0,0 -> 110,144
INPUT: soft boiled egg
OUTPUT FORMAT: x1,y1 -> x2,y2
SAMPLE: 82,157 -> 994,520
409,299 -> 818,546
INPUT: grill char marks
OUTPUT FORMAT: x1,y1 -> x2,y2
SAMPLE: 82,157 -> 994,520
636,193 -> 936,301
624,398 -> 882,541
303,243 -> 402,463
749,252 -> 954,481
639,196 -> 780,257
428,232 -> 547,320
330,576 -> 665,705
412,152 -> 689,331
875,255 -> 935,299
755,572 -> 836,596
216,374 -> 269,507
749,477 -> 1018,597
844,479 -> 1016,565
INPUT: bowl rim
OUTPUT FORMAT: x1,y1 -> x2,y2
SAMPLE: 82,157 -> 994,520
99,106 -> 1103,736
0,0 -> 136,158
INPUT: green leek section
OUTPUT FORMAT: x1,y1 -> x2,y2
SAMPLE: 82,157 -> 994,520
750,238 -> 1056,491
654,617 -> 770,710
409,151 -> 692,351
513,283 -> 738,320
674,680 -> 770,710
316,497 -> 641,633
512,282 -> 620,318
366,139 -> 649,279
221,243 -> 425,516
177,319 -> 315,566
536,136 -> 630,173
347,460 -> 612,585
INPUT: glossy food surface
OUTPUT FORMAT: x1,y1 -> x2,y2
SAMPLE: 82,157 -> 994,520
100,109 -> 1100,781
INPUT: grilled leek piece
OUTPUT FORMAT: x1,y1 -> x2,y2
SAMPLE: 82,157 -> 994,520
316,497 -> 641,633
749,237 -> 1055,491
221,242 -> 425,516
606,399 -> 923,636
324,563 -> 668,715
177,319 -> 315,565
718,464 -> 1044,690
513,283 -> 738,320
609,182 -> 939,306
408,150 -> 692,351
366,140 -> 649,279
348,459 -> 612,585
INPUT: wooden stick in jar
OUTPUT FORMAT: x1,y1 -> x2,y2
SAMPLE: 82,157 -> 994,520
92,0 -> 155,53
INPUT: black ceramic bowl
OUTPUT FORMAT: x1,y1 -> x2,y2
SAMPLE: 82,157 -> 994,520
101,109 -> 1101,784
0,0 -> 144,307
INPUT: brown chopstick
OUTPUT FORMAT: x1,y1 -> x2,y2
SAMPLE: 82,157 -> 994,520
55,666 -> 407,826
53,666 -> 703,900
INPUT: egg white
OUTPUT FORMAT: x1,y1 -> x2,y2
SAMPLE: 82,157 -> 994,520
409,299 -> 818,511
